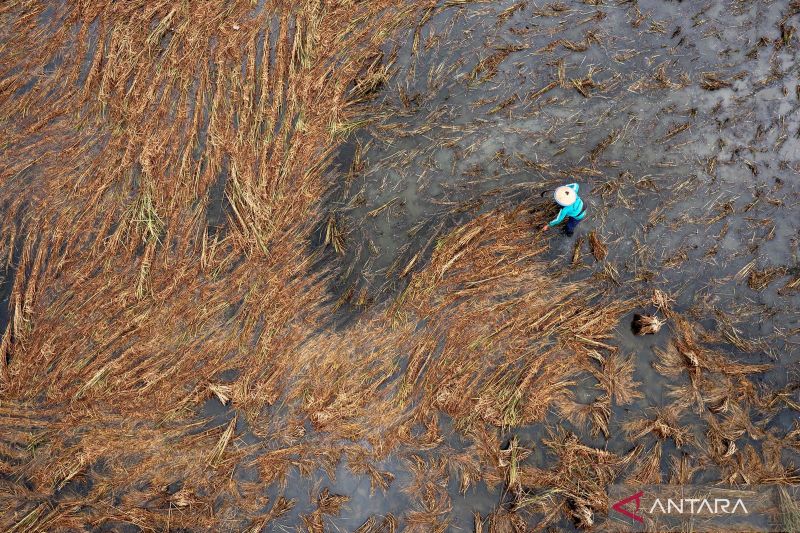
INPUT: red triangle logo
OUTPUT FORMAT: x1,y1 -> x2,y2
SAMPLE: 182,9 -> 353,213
612,490 -> 645,523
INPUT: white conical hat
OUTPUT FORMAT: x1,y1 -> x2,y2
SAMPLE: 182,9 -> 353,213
554,185 -> 577,207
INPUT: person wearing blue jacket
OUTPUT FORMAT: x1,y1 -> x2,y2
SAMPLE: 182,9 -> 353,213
541,183 -> 586,236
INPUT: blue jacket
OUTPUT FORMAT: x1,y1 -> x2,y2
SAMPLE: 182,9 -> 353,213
548,183 -> 586,227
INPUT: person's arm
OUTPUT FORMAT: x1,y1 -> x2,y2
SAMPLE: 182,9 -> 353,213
548,207 -> 567,227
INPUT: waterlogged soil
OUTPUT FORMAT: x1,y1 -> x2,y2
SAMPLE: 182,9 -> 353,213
307,0 -> 800,529
7,0 -> 799,531
67,0 -> 799,530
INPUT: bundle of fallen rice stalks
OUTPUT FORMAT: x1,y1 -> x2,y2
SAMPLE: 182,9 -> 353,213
7,197 -> 629,530
0,167 -> 633,528
0,7 -> 634,512
644,316 -> 800,489
631,313 -> 665,335
5,0 -> 795,530
0,0 -> 440,529
515,430 -> 640,529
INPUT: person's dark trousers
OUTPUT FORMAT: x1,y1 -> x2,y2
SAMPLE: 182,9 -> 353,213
564,216 -> 582,236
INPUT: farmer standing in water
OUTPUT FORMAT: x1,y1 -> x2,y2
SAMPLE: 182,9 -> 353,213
541,183 -> 586,237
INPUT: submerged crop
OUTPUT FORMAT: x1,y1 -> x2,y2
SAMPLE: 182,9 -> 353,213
1,0 -> 799,531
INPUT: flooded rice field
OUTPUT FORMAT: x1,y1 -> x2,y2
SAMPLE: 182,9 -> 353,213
1,0 -> 799,531
334,0 -> 800,341
321,0 -> 800,529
